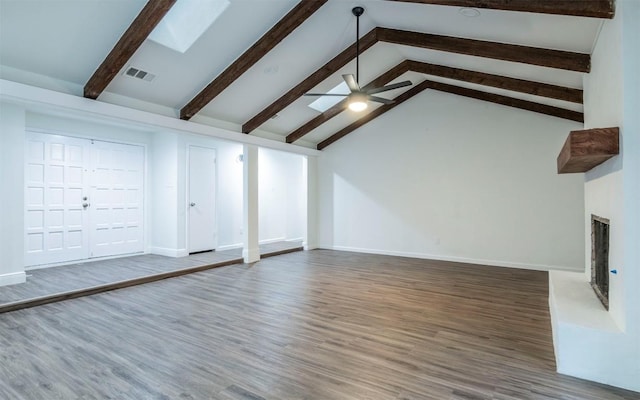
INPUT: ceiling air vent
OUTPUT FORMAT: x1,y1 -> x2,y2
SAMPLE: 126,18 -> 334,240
124,66 -> 155,82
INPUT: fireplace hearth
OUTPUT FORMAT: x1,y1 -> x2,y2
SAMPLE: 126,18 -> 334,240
591,215 -> 610,310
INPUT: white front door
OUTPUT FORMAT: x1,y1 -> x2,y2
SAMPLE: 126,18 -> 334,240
188,146 -> 217,253
89,140 -> 144,258
25,132 -> 145,267
25,133 -> 90,266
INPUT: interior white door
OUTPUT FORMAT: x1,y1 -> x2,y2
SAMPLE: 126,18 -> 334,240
188,146 -> 217,253
25,133 -> 145,267
25,132 -> 90,266
89,140 -> 145,258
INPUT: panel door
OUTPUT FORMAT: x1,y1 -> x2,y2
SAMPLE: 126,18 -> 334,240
25,133 -> 90,266
188,146 -> 217,253
89,140 -> 145,258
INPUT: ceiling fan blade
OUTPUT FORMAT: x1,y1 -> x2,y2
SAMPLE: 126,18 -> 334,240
366,80 -> 413,95
342,74 -> 360,92
304,93 -> 349,97
368,95 -> 394,105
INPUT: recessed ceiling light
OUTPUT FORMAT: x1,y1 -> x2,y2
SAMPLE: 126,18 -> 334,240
459,7 -> 481,17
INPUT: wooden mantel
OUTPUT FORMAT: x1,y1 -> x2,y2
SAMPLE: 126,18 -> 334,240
557,127 -> 619,174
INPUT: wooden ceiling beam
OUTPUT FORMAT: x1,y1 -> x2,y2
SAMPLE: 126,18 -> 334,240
426,81 -> 584,122
378,28 -> 590,72
388,0 -> 615,19
407,60 -> 583,103
84,0 -> 176,99
318,79 -> 583,150
286,61 -> 411,143
248,26 -> 589,135
242,28 -> 378,134
180,0 -> 328,120
317,80 -> 431,150
290,60 -> 581,144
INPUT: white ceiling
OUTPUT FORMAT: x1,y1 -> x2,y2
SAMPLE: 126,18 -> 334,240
0,0 -> 602,148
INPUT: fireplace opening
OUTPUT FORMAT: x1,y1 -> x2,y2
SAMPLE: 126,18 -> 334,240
591,215 -> 610,310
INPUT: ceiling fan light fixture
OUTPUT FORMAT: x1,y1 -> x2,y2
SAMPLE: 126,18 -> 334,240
348,93 -> 368,112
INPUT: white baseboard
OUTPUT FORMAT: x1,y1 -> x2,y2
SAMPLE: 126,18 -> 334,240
286,237 -> 304,243
0,271 -> 26,287
259,237 -> 286,245
26,251 -> 147,271
321,245 -> 582,272
216,243 -> 243,251
150,247 -> 188,258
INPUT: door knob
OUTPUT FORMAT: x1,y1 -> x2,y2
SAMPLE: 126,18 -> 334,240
83,202 -> 90,208
190,202 -> 196,207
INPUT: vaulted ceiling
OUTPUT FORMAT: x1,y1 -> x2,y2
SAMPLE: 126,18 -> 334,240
0,0 -> 614,149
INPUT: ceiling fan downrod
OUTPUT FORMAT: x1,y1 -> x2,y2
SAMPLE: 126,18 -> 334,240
302,5 -> 412,110
352,6 -> 364,85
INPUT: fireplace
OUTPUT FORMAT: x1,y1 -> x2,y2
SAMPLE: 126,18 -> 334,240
591,215 -> 610,310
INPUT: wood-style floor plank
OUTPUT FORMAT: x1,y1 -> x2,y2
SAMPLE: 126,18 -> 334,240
0,241 -> 302,309
0,250 -> 637,399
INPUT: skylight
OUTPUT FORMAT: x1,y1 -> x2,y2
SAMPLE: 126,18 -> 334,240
308,82 -> 350,112
148,0 -> 230,53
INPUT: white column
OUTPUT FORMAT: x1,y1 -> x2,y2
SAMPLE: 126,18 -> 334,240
303,155 -> 318,250
242,144 -> 260,263
0,103 -> 26,286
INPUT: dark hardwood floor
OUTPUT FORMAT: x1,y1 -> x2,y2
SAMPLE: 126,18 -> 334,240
0,250 -> 636,399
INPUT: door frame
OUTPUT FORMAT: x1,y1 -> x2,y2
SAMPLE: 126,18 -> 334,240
24,128 -> 149,269
186,144 -> 218,253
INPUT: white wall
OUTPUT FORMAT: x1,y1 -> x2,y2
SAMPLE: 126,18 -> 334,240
1,109 -> 246,261
317,90 -> 584,270
549,0 -> 640,392
620,1 -> 640,346
0,102 -> 26,286
150,131 -> 180,256
0,104 -> 293,268
25,112 -> 246,256
27,112 -> 154,147
582,5 -> 625,327
211,140 -> 244,249
258,148 -> 305,244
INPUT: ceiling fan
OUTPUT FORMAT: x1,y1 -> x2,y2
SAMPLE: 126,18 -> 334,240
304,6 -> 412,112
